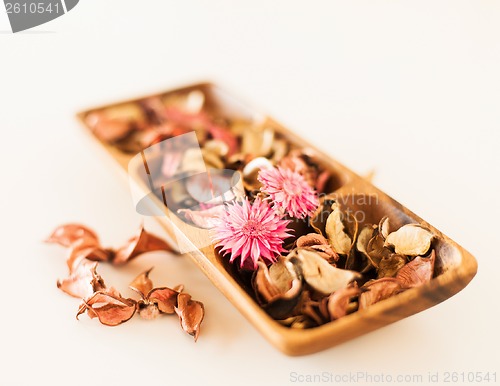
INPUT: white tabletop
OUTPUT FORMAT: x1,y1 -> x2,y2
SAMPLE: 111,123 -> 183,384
1,1 -> 499,385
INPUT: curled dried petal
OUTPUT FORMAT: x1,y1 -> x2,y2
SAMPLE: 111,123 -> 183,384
175,293 -> 205,341
113,225 -> 176,265
385,224 -> 434,256
325,203 -> 352,255
177,205 -> 226,229
327,284 -> 361,320
396,250 -> 435,287
297,233 -> 338,262
377,254 -> 406,278
359,278 -> 404,310
45,224 -> 99,248
77,291 -> 137,326
129,268 -> 154,298
148,287 -> 180,314
289,249 -> 360,295
57,261 -> 105,299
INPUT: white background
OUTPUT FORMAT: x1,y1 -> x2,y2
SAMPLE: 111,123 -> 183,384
1,1 -> 499,385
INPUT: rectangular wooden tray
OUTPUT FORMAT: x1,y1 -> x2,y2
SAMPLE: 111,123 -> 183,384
78,82 -> 477,356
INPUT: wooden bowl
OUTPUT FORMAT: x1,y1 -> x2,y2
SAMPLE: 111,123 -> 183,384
77,83 -> 477,356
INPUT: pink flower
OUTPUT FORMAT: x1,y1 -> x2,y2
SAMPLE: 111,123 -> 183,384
212,198 -> 292,270
258,166 -> 319,219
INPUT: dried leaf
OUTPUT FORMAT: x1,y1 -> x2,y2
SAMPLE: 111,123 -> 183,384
296,233 -> 338,262
290,249 -> 360,295
148,287 -> 180,314
129,268 -> 154,298
327,284 -> 361,320
113,225 -> 175,265
175,293 -> 205,341
359,278 -> 404,310
385,224 -> 434,256
253,259 -> 302,319
57,261 -> 105,299
45,224 -> 99,248
396,250 -> 435,287
378,254 -> 406,278
77,291 -> 137,326
325,203 -> 352,255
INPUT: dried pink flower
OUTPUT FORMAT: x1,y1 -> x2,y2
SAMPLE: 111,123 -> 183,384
258,166 -> 319,219
212,198 -> 292,270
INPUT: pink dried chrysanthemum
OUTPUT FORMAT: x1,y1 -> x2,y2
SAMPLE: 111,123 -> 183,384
212,198 -> 292,270
258,166 -> 319,219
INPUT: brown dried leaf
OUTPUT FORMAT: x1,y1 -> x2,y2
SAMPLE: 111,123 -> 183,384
175,293 -> 205,341
45,224 -> 99,248
378,254 -> 407,278
77,291 -> 137,326
57,261 -> 106,299
129,268 -> 154,298
296,233 -> 338,262
113,225 -> 176,265
290,249 -> 360,295
385,224 -> 434,256
148,287 -> 180,314
396,250 -> 435,287
325,203 -> 352,255
327,284 -> 361,320
359,278 -> 404,310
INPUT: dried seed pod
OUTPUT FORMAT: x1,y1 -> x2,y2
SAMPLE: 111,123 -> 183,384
396,250 -> 435,287
289,249 -> 360,295
385,224 -> 434,256
175,293 -> 205,341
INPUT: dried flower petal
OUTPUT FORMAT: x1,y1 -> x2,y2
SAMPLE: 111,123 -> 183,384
175,293 -> 205,341
385,224 -> 434,256
289,249 -> 360,295
113,225 -> 176,265
178,205 -> 226,229
378,254 -> 406,278
57,261 -> 106,299
45,224 -> 99,248
296,233 -> 338,262
325,203 -> 352,255
148,287 -> 180,314
359,278 -> 404,310
396,250 -> 435,287
327,284 -> 361,320
77,291 -> 137,326
129,268 -> 154,298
